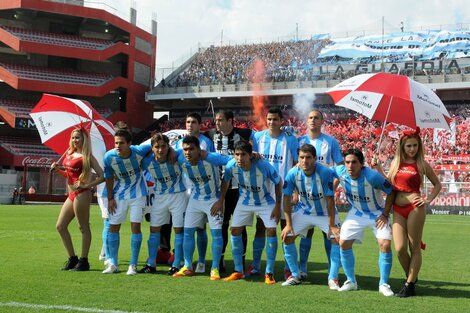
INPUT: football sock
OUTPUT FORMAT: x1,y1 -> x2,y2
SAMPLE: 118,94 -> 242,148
252,236 -> 266,269
328,243 -> 341,280
283,243 -> 299,278
340,248 -> 356,283
173,233 -> 184,268
102,219 -> 110,260
265,236 -> 278,274
183,228 -> 196,268
210,229 -> 223,270
130,233 -> 142,266
147,232 -> 160,267
107,231 -> 120,267
231,235 -> 244,273
379,251 -> 393,285
299,237 -> 312,273
196,228 -> 208,264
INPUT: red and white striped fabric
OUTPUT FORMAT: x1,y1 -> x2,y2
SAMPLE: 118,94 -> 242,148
326,72 -> 452,130
30,94 -> 115,165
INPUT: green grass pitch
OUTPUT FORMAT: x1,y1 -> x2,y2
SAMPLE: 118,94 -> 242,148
0,204 -> 469,313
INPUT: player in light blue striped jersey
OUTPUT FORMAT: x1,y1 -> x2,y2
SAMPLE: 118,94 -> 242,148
332,148 -> 395,296
215,141 -> 282,284
296,109 -> 344,280
102,129 -> 152,275
281,144 -> 341,288
248,106 -> 298,278
174,112 -> 215,274
172,135 -> 231,281
139,133 -> 188,275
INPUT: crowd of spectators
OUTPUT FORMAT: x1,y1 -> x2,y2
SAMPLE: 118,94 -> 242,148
168,39 -> 332,87
156,104 -> 469,180
163,38 -> 470,87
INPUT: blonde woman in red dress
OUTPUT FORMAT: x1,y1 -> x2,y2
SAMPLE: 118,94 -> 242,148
51,128 -> 104,271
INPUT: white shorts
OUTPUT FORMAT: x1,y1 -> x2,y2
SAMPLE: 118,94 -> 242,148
184,197 -> 223,229
108,196 -> 147,225
291,211 -> 341,238
97,196 -> 108,219
340,210 -> 392,243
150,192 -> 189,228
233,203 -> 278,229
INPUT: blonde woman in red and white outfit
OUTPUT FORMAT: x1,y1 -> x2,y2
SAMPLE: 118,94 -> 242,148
51,128 -> 104,271
377,128 -> 441,297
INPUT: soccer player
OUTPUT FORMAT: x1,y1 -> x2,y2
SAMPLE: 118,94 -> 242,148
332,148 -> 394,296
102,129 -> 151,275
139,133 -> 188,275
173,112 -> 215,274
172,135 -> 231,280
248,106 -> 298,278
281,144 -> 341,288
297,109 -> 344,278
204,109 -> 254,272
216,141 -> 282,284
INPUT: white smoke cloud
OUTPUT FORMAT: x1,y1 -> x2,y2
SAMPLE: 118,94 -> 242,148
293,93 -> 316,118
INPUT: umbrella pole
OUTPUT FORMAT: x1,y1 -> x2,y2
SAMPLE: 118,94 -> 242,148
376,96 -> 394,156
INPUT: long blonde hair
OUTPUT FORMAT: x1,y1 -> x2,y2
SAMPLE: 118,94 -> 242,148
68,128 -> 92,182
388,133 -> 426,186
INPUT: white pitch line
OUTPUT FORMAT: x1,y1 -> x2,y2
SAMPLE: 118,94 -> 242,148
0,302 -> 147,313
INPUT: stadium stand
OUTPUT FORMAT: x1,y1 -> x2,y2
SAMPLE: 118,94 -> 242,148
0,99 -> 112,118
168,39 -> 332,87
0,135 -> 57,157
0,99 -> 35,118
0,26 -> 115,50
0,63 -> 114,86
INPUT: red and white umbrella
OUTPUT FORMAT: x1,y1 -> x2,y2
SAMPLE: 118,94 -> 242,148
326,72 -> 452,150
30,94 -> 115,166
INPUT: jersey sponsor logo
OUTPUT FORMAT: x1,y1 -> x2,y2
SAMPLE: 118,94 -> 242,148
260,153 -> 283,163
299,191 -> 324,201
156,172 -> 181,183
192,174 -> 212,183
240,184 -> 262,192
217,148 -> 234,155
117,169 -> 135,178
346,192 -> 371,202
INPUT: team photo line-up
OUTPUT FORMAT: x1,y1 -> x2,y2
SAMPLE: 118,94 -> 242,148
52,107 -> 441,298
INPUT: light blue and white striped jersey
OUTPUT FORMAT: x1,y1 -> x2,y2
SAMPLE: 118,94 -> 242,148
252,129 -> 298,179
282,163 -> 335,216
175,133 -> 215,152
332,165 -> 393,219
141,155 -> 186,195
223,158 -> 280,206
103,145 -> 151,200
177,151 -> 231,201
298,133 -> 343,166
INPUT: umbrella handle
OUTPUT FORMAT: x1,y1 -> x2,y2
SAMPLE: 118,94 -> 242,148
49,150 -> 69,173
376,96 -> 394,157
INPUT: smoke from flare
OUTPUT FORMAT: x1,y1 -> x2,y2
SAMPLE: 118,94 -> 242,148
251,60 -> 267,130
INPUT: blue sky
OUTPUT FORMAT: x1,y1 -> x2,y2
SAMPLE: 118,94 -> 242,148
85,0 -> 469,79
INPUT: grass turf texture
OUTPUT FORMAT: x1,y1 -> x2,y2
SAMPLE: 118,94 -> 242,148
0,204 -> 469,313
